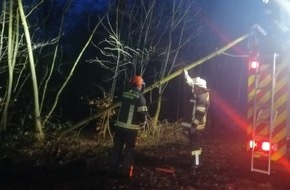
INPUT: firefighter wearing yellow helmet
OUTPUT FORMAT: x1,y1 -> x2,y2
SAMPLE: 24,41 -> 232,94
109,75 -> 147,178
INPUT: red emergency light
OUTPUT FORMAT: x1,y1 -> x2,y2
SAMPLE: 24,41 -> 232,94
249,140 -> 271,151
261,142 -> 270,151
249,60 -> 259,70
248,51 -> 259,72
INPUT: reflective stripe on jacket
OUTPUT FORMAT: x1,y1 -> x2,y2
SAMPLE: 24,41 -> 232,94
116,88 -> 147,130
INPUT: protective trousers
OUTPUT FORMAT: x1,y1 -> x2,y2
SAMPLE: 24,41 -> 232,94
189,92 -> 209,150
110,127 -> 138,175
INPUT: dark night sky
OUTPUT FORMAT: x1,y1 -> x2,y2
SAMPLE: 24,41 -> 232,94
197,0 -> 282,100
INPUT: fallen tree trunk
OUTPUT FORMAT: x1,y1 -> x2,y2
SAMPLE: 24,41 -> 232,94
61,34 -> 249,135
143,34 -> 249,93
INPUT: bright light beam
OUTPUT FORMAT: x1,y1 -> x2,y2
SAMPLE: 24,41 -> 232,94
263,0 -> 270,4
210,90 -> 248,132
274,0 -> 290,13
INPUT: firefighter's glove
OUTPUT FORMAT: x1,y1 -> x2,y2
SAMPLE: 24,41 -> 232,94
184,70 -> 194,87
183,70 -> 189,78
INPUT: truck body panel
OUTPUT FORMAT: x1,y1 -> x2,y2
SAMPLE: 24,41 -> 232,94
247,53 -> 290,174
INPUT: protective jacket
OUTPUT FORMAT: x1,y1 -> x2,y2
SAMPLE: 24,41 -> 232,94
192,89 -> 210,129
115,87 -> 147,130
184,71 -> 210,129
110,86 -> 147,177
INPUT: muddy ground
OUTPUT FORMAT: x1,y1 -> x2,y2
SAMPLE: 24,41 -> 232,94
0,124 -> 290,190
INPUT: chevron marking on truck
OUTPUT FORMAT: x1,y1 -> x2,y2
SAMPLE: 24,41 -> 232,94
271,62 -> 288,162
247,61 -> 289,164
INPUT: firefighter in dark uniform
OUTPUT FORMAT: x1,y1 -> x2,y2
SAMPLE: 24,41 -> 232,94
183,70 -> 210,168
109,75 -> 147,178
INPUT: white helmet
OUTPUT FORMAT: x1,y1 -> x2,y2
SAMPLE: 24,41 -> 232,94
192,77 -> 207,88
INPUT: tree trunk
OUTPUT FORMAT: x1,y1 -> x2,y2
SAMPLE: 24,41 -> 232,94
0,0 -> 14,132
143,34 -> 249,94
153,92 -> 162,127
18,0 -> 44,141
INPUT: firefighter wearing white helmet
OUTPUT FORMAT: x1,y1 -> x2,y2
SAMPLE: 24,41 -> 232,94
183,70 -> 210,169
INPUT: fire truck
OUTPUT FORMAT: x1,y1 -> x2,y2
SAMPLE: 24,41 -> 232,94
246,0 -> 290,175
247,51 -> 290,175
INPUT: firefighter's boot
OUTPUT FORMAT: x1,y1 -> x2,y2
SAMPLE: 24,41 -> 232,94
191,148 -> 202,169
